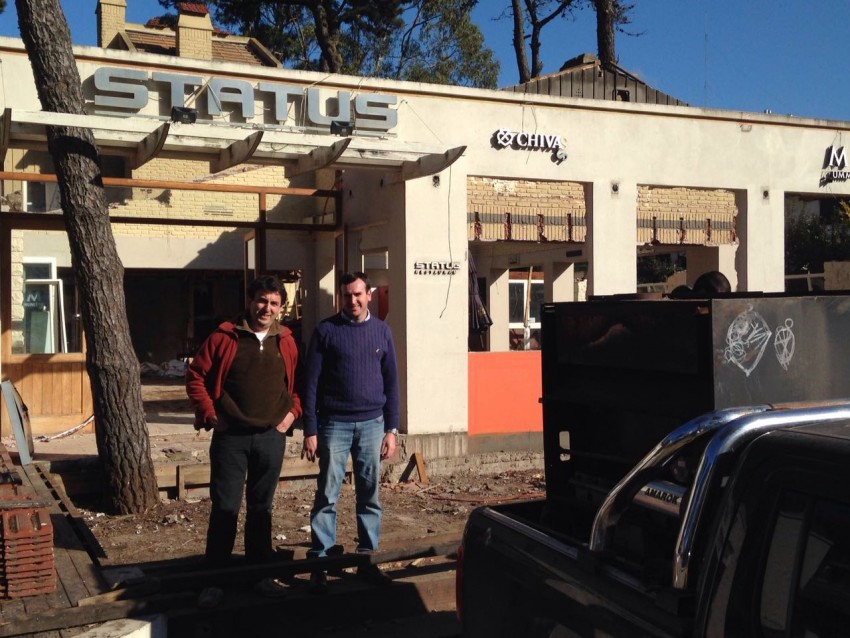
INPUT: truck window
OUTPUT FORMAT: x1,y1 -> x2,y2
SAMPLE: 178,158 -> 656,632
760,492 -> 850,637
760,491 -> 807,635
791,497 -> 850,636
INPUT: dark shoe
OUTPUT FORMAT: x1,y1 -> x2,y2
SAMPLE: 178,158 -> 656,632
309,570 -> 328,595
254,577 -> 288,598
197,586 -> 224,609
327,544 -> 345,576
356,564 -> 391,587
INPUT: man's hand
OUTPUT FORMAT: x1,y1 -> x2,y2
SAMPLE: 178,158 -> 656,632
302,434 -> 318,462
380,431 -> 397,460
275,412 -> 296,434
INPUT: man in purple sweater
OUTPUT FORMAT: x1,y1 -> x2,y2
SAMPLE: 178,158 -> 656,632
301,272 -> 400,592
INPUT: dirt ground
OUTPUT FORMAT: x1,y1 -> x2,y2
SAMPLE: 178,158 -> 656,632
73,379 -> 546,567
83,466 -> 546,567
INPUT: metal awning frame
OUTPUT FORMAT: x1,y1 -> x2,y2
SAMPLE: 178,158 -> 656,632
0,108 -> 464,181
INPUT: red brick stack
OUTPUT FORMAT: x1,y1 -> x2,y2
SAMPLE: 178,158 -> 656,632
0,445 -> 55,598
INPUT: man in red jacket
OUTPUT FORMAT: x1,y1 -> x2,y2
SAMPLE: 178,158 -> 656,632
186,275 -> 301,574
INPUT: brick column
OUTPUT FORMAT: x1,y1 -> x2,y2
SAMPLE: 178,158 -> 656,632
96,0 -> 126,48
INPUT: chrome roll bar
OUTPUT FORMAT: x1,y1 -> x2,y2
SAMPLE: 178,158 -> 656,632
589,406 -> 768,553
673,402 -> 850,589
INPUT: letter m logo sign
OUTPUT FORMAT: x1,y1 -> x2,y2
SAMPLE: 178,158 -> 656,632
825,145 -> 846,169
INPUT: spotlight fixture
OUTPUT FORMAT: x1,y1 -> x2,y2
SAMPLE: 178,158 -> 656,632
171,107 -> 198,124
330,120 -> 353,136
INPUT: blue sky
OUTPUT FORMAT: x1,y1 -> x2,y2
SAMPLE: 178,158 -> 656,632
1,0 -> 848,121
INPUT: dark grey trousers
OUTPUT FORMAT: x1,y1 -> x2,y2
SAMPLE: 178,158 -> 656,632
205,425 -> 286,564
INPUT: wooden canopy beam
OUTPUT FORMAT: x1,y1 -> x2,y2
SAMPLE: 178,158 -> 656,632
0,108 -> 11,164
131,122 -> 169,169
285,138 -> 352,178
387,145 -> 466,185
212,130 -> 264,173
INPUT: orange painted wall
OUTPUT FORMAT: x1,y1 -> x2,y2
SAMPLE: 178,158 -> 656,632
468,352 -> 543,435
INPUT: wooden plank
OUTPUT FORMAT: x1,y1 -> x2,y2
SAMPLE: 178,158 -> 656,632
155,456 -> 344,491
51,363 -> 63,416
34,465 -> 107,562
60,364 -> 74,415
20,465 -> 106,603
176,464 -> 187,501
0,592 -> 196,637
37,362 -> 50,415
413,452 -> 428,485
0,108 -> 10,161
0,598 -> 25,620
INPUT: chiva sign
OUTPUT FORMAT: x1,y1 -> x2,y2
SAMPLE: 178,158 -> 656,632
92,67 -> 398,132
494,128 -> 563,150
820,144 -> 849,187
493,128 -> 567,163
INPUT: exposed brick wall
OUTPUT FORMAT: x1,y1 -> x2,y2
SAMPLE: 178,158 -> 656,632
116,161 -> 323,239
466,177 -> 738,246
637,185 -> 738,245
467,176 -> 587,242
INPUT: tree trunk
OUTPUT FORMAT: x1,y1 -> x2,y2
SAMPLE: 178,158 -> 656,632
594,0 -> 616,72
15,0 -> 159,514
310,1 -> 343,72
511,0 -> 531,84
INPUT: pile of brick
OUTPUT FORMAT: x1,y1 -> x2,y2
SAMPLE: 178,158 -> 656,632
0,445 -> 55,598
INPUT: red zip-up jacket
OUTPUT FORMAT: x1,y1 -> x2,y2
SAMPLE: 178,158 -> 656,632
186,319 -> 302,430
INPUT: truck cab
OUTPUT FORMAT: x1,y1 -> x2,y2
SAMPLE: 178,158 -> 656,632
458,295 -> 850,637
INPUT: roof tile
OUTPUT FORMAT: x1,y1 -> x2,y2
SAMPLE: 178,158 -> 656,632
177,3 -> 209,16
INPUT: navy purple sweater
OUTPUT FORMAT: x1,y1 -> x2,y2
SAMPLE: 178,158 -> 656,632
301,313 -> 400,437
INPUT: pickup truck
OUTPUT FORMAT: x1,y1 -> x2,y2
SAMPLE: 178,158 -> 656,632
458,295 -> 850,637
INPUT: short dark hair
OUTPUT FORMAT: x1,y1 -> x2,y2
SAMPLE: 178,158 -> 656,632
339,271 -> 371,290
247,275 -> 287,304
692,270 -> 731,297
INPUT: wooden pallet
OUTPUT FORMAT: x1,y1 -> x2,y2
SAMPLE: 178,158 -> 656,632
0,460 -> 107,638
53,456 -> 351,501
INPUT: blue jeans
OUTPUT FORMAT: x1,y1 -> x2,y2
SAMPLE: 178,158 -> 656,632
309,416 -> 384,556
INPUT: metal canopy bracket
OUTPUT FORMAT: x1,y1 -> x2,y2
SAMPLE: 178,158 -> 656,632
213,130 -> 264,173
388,145 -> 466,184
285,137 -> 352,178
131,122 -> 170,169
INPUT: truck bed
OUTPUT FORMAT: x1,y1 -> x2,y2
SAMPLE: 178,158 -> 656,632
461,500 -> 691,638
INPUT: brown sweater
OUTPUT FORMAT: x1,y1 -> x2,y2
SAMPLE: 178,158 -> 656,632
217,320 -> 294,429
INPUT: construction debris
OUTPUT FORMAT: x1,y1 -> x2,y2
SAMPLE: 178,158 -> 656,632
0,445 -> 55,598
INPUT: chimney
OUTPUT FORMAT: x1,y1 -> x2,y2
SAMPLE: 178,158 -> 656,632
96,0 -> 127,48
177,3 -> 213,61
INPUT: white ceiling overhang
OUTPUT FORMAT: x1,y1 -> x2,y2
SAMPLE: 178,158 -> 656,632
1,109 -> 465,181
